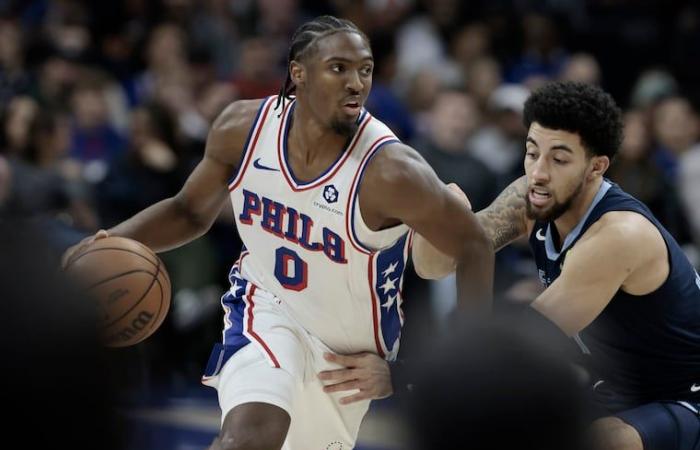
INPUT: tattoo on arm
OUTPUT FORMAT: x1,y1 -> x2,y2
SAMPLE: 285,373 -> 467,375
477,177 -> 528,251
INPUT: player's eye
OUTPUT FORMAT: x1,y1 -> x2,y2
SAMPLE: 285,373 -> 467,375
331,64 -> 344,73
360,65 -> 373,76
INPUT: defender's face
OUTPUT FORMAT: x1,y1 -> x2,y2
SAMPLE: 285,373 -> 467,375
524,122 -> 591,222
302,32 -> 373,136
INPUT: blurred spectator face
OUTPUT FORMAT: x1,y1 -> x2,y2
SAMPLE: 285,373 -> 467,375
489,84 -> 529,137
198,82 -> 237,123
466,57 -> 502,106
407,69 -> 442,112
653,97 -> 699,155
620,110 -> 650,161
258,0 -> 298,33
240,38 -> 276,81
72,86 -> 109,130
523,13 -> 559,55
147,24 -> 187,71
40,56 -> 79,104
0,20 -> 22,69
422,0 -> 460,28
3,96 -> 38,154
559,53 -> 601,85
430,90 -> 480,152
452,23 -> 490,68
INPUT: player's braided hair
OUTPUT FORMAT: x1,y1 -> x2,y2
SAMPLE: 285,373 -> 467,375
523,81 -> 624,159
275,15 -> 370,115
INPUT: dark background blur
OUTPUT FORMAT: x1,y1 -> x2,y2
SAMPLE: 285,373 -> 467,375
1,1 -> 699,448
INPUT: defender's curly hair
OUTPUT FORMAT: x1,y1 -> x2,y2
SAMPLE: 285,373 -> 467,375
523,82 -> 623,159
275,15 -> 370,114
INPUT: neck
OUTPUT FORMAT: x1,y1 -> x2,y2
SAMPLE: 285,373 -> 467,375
553,176 -> 603,241
287,102 -> 348,165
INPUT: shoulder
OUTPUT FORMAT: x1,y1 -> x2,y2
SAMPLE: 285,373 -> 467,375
211,98 -> 268,135
579,210 -> 663,259
362,142 -> 433,191
206,98 -> 269,165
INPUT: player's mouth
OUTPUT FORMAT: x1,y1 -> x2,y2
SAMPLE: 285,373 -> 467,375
341,98 -> 362,116
528,187 -> 552,207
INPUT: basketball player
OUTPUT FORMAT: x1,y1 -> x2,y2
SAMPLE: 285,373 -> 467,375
64,16 -> 494,450
409,81 -> 700,450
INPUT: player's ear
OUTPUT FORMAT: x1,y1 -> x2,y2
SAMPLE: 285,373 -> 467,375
589,155 -> 610,179
290,61 -> 305,89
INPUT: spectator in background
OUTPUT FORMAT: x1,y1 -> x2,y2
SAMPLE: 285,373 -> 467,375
650,96 -> 699,182
0,18 -> 32,104
470,83 -> 529,188
412,88 -> 497,211
559,53 -> 601,85
1,95 -> 38,156
69,76 -> 126,166
607,109 -> 693,246
507,13 -> 567,88
230,37 -> 282,99
1,109 -> 97,244
97,103 -> 182,226
451,22 -> 492,78
36,52 -> 82,110
364,32 -> 415,141
464,56 -> 502,112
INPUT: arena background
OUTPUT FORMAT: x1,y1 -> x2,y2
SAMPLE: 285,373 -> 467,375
1,0 -> 699,448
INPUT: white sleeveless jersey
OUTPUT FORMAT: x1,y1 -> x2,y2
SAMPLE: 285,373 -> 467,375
225,96 -> 411,360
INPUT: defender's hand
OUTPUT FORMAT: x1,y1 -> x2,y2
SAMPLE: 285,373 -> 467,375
61,229 -> 110,269
318,352 -> 393,405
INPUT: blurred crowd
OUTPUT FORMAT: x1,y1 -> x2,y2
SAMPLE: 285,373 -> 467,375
1,0 -> 700,388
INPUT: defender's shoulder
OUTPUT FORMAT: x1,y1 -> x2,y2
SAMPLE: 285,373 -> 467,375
584,210 -> 661,251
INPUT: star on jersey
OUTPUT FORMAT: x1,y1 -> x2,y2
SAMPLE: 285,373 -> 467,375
380,276 -> 397,294
230,280 -> 242,295
382,261 -> 398,278
382,293 -> 399,310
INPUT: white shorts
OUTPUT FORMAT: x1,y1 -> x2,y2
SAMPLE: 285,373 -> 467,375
204,286 -> 371,449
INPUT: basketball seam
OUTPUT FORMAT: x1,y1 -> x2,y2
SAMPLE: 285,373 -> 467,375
86,269 -> 155,290
69,247 -> 159,270
102,258 -> 161,328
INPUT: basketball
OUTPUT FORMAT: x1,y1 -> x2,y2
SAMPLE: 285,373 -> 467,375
65,236 -> 171,348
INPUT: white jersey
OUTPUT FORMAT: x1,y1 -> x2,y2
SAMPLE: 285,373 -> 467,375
222,96 -> 411,362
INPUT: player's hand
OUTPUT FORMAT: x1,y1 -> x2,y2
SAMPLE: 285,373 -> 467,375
318,352 -> 392,405
61,229 -> 110,270
446,182 -> 472,210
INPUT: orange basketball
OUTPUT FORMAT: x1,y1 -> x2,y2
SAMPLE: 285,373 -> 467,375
65,236 -> 171,348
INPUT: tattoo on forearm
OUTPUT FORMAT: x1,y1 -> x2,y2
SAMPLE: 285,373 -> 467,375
477,178 -> 528,251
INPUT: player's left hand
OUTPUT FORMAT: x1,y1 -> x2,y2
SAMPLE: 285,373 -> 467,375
318,352 -> 393,405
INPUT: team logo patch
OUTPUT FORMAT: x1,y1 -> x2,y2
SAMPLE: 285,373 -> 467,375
323,185 -> 339,204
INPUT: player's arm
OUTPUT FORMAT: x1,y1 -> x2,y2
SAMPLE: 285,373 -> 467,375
361,143 -> 494,310
531,213 -> 661,336
64,100 -> 261,261
412,176 -> 529,279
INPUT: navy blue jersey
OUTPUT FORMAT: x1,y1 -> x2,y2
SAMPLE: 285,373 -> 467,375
529,180 -> 700,410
